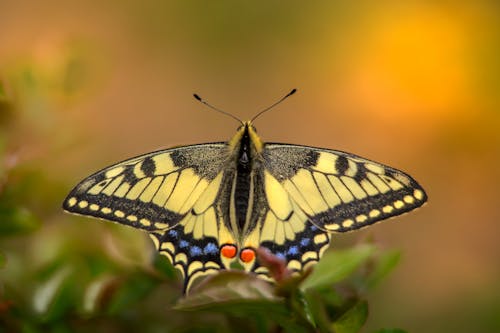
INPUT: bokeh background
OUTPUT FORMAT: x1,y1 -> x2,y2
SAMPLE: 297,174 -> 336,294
1,1 -> 499,332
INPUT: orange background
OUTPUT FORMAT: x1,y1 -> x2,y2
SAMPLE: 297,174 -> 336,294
1,1 -> 499,332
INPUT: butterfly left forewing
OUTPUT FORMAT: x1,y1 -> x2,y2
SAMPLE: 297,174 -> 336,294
64,144 -> 228,229
63,143 -> 237,292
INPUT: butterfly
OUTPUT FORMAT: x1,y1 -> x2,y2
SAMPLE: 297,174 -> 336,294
63,89 -> 427,292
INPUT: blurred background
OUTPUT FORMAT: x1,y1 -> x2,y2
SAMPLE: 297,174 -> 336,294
0,1 -> 499,332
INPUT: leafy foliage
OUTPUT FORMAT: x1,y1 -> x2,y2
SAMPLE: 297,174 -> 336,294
1,209 -> 403,333
173,243 -> 398,333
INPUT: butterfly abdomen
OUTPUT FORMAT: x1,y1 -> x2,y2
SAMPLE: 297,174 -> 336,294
234,129 -> 252,231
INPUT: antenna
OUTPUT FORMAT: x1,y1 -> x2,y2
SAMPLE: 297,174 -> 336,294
193,93 -> 243,125
250,88 -> 297,123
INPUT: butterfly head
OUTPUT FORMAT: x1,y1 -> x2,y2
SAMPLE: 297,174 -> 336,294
229,121 -> 263,153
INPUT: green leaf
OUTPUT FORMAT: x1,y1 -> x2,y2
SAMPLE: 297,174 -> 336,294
0,251 -> 5,268
301,244 -> 376,290
318,287 -> 344,307
303,289 -> 333,332
32,266 -> 75,322
364,250 -> 401,290
152,253 -> 178,280
374,329 -> 408,333
293,290 -> 316,328
331,300 -> 369,333
176,271 -> 314,332
0,205 -> 39,236
106,272 -> 157,315
175,271 -> 281,311
82,274 -> 117,314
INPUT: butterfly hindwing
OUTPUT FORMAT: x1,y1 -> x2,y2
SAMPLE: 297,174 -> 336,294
239,167 -> 332,278
149,219 -> 224,292
63,143 -> 235,290
262,144 -> 427,233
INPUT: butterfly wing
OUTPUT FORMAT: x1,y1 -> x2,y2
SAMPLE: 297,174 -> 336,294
63,143 -> 236,291
249,143 -> 427,277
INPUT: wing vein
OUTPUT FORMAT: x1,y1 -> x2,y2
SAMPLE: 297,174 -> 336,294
311,171 -> 330,208
288,178 -> 314,216
166,171 -> 181,203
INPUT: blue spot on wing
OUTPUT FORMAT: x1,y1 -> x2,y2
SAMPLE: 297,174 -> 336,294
287,246 -> 299,256
276,252 -> 286,260
300,238 -> 310,247
190,246 -> 202,257
203,243 -> 218,255
155,223 -> 225,293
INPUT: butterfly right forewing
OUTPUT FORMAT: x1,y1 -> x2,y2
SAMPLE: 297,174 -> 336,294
262,143 -> 427,233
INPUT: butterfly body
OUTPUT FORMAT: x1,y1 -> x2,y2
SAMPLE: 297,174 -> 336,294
64,121 -> 427,292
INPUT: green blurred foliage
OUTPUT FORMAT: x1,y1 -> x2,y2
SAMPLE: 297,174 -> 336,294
2,241 -> 402,332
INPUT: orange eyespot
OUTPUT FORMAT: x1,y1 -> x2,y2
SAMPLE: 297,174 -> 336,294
221,244 -> 237,259
240,248 -> 256,263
